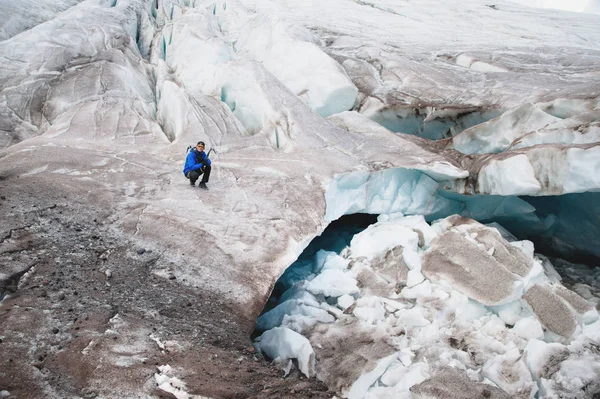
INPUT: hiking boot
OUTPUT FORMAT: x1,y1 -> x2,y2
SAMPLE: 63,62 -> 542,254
189,180 -> 195,186
198,182 -> 208,190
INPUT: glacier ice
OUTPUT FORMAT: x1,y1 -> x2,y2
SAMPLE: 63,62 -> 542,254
257,327 -> 316,378
452,103 -> 562,154
1,0 -> 600,397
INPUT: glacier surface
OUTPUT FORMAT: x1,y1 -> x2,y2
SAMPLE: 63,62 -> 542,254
1,0 -> 600,397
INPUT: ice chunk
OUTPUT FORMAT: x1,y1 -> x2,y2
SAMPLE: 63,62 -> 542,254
401,280 -> 433,299
280,314 -> 322,333
524,335 -> 600,397
512,317 -> 544,340
278,282 -> 315,304
455,299 -> 489,322
256,299 -> 334,331
386,215 -> 438,248
380,361 -> 409,387
306,268 -> 359,297
350,222 -> 419,260
554,284 -> 598,325
548,354 -> 600,396
582,320 -> 600,342
337,294 -> 355,310
313,250 -> 335,273
258,327 -> 316,377
394,362 -> 431,392
396,307 -> 430,329
353,296 -> 386,325
410,367 -> 511,399
370,246 -> 409,286
309,321 -> 397,394
381,298 -> 409,313
477,154 -> 541,196
355,267 -> 397,298
423,216 -> 541,305
524,339 -> 568,380
510,240 -> 534,259
452,103 -> 560,155
322,252 -> 350,271
490,301 -> 524,326
347,354 -> 397,399
523,283 -> 578,338
482,348 -> 537,398
422,230 -> 523,306
406,269 -> 425,288
402,248 -> 422,271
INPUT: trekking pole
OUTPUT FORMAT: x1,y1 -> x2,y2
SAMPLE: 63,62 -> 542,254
206,148 -> 218,158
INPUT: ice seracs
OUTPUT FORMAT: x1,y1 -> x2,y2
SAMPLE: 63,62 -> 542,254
232,15 -> 358,117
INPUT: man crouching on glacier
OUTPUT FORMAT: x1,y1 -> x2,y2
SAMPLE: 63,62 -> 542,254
184,141 -> 212,190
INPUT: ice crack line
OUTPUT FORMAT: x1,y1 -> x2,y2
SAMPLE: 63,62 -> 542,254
351,0 -> 419,21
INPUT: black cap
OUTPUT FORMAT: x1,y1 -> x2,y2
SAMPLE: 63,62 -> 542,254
197,141 -> 205,147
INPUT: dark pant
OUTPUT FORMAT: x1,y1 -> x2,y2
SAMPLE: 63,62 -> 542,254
187,165 -> 211,184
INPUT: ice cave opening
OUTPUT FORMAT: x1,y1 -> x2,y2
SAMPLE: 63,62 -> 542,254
255,213 -> 378,335
253,187 -> 600,396
256,190 -> 600,337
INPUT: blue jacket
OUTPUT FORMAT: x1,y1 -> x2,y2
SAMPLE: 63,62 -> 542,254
183,149 -> 211,175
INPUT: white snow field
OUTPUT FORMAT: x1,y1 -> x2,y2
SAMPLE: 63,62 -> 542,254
1,0 -> 600,397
